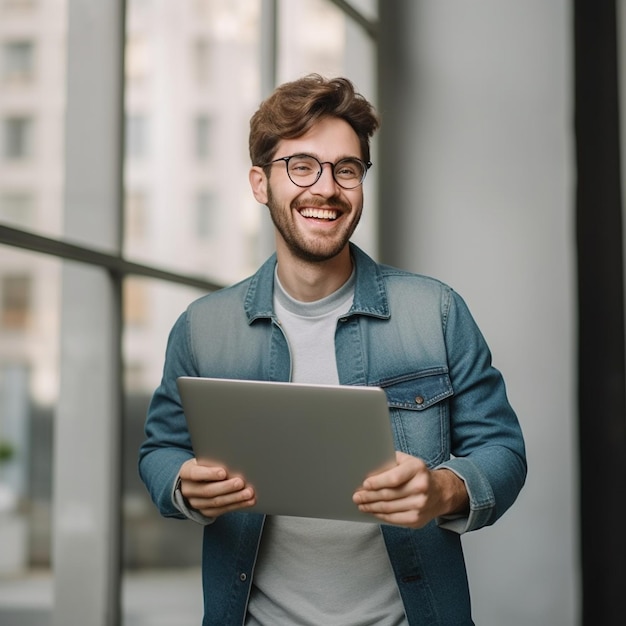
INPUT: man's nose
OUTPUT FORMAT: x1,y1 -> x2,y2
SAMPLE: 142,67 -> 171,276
310,162 -> 339,194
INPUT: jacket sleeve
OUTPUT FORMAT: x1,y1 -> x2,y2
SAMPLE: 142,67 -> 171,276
436,289 -> 527,533
138,311 -> 199,519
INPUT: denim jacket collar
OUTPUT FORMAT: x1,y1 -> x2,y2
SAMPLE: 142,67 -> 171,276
244,243 -> 391,323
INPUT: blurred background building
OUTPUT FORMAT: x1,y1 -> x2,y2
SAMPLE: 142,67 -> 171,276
0,0 -> 624,625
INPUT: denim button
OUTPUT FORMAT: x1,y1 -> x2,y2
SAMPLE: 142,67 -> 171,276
415,396 -> 424,405
239,573 -> 247,582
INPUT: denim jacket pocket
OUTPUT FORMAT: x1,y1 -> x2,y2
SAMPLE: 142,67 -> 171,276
380,369 -> 453,467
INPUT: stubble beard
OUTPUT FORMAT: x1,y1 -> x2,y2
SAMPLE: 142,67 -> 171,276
266,185 -> 361,263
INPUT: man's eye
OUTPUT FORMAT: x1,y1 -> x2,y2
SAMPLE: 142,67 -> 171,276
289,159 -> 316,174
337,166 -> 357,177
335,161 -> 362,178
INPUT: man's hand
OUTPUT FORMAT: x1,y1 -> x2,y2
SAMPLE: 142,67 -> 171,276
178,458 -> 256,518
352,451 -> 469,528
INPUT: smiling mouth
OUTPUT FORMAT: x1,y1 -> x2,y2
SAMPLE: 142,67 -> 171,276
298,207 -> 339,221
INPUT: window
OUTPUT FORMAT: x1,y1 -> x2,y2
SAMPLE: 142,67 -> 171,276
194,115 -> 211,160
0,1 -> 379,624
125,35 -> 149,84
3,116 -> 34,159
1,273 -> 32,329
278,0 -> 346,80
0,0 -> 37,11
123,277 -> 148,327
125,190 -> 148,240
2,40 -> 35,82
193,38 -> 211,85
0,191 -> 35,227
196,190 -> 215,239
125,114 -> 149,159
124,360 -> 145,392
192,0 -> 210,18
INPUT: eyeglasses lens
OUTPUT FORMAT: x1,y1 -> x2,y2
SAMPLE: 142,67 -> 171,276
286,155 -> 365,189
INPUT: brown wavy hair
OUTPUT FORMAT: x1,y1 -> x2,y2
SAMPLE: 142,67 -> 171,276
249,74 -> 380,168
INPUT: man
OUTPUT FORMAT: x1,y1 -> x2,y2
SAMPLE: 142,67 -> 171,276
139,74 -> 527,625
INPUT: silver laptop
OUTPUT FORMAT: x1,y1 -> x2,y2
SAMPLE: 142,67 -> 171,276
176,376 -> 396,523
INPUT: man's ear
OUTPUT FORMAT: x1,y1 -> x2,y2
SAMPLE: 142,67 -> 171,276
249,166 -> 268,204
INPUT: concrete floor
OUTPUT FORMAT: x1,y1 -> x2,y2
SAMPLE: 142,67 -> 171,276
0,568 -> 203,626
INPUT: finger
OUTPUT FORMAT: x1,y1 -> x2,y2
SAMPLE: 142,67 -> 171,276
184,475 -> 247,500
359,507 -> 427,529
189,464 -> 228,483
356,492 -> 427,513
360,467 -> 429,498
179,458 -> 227,483
199,500 -> 256,518
361,466 -> 409,490
355,492 -> 431,527
193,488 -> 257,517
361,455 -> 427,491
354,482 -> 418,504
189,480 -> 255,508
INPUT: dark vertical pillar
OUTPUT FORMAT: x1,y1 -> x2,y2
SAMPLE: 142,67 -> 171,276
574,1 -> 626,623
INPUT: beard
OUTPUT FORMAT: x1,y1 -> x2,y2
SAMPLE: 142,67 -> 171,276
266,185 -> 362,263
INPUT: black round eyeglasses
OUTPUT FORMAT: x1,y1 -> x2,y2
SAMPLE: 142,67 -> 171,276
260,153 -> 372,189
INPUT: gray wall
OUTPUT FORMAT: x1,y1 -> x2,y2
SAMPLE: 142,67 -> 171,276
378,2 -> 577,624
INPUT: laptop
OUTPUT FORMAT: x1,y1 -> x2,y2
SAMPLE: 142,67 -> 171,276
176,376 -> 397,523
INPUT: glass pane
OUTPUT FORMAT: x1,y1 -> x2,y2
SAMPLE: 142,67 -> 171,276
278,0 -> 348,79
0,0 -> 66,239
0,246 -> 60,624
3,116 -> 34,160
123,0 -> 264,286
122,277 -> 208,625
121,3 -> 379,623
2,41 -> 36,83
277,0 -> 377,82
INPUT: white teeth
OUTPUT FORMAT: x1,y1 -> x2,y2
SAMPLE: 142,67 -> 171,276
299,208 -> 338,220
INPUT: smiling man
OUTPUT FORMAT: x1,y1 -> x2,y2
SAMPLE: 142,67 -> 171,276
256,118 -> 364,267
139,75 -> 527,626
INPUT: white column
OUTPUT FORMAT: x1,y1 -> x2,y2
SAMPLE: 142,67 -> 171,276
378,2 -> 577,624
52,1 -> 124,625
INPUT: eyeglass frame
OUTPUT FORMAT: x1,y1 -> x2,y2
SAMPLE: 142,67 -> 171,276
260,153 -> 373,189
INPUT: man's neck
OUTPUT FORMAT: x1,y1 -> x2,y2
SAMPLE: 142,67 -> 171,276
275,246 -> 353,302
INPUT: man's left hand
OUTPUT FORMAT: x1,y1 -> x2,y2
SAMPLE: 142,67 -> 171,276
352,451 -> 469,528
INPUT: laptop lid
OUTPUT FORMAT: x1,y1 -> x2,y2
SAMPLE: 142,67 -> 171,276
176,376 -> 396,523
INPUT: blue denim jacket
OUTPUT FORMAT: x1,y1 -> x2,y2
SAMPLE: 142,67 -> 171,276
139,244 -> 527,626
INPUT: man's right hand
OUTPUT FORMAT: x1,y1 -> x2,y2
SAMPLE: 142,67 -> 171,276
178,458 -> 257,518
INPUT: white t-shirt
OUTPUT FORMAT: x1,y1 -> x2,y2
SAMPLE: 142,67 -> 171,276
245,269 -> 408,626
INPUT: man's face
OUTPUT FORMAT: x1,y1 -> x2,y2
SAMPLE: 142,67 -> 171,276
250,116 -> 365,264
